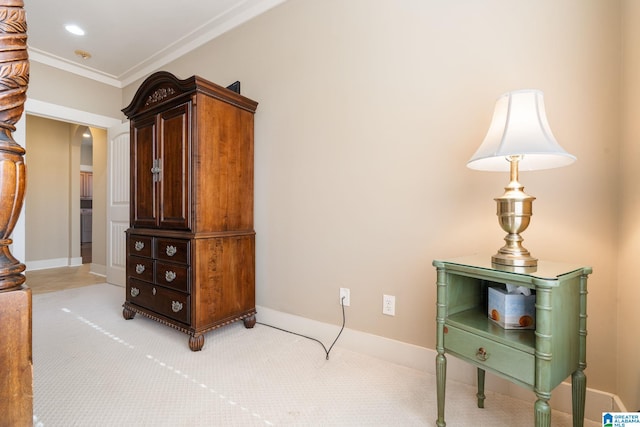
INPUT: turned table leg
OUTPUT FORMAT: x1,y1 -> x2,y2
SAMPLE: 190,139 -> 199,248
572,369 -> 586,427
436,352 -> 447,427
477,368 -> 486,408
534,392 -> 552,427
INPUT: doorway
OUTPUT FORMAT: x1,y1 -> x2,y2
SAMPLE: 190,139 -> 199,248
24,114 -> 106,270
22,116 -> 107,272
12,98 -> 122,279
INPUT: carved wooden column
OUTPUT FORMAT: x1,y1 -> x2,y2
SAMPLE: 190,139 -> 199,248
0,1 -> 32,426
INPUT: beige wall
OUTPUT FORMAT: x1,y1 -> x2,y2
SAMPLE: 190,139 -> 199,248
29,61 -> 123,119
126,0 -> 621,395
32,0 -> 638,410
619,0 -> 640,412
25,116 -> 72,262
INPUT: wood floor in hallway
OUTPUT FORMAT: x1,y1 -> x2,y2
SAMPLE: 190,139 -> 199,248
25,264 -> 107,295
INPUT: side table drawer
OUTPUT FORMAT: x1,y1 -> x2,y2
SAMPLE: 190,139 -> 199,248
444,324 -> 534,386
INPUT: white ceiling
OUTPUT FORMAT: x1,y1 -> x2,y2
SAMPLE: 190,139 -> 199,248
24,0 -> 285,88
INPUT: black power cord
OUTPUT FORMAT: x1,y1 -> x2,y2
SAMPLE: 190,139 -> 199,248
257,296 -> 347,360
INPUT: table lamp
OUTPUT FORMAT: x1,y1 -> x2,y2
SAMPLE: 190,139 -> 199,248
467,89 -> 575,268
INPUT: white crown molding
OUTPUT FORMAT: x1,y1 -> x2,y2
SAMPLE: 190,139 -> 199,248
29,49 -> 123,88
119,0 -> 287,87
29,0 -> 287,89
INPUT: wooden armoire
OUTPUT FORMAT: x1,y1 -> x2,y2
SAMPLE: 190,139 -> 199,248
121,71 -> 258,351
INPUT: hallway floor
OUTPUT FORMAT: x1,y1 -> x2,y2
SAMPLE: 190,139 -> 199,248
25,264 -> 105,295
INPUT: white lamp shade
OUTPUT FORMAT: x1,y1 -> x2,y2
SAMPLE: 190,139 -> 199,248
467,89 -> 576,172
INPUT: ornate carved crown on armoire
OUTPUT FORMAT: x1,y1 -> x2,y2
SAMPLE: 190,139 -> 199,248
121,71 -> 258,351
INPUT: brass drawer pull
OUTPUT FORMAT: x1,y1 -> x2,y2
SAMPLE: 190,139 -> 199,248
166,245 -> 177,256
134,241 -> 145,251
130,287 -> 139,297
165,270 -> 176,282
135,264 -> 145,274
476,347 -> 489,362
172,301 -> 184,313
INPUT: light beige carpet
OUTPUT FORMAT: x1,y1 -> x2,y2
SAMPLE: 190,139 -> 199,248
32,283 -> 599,426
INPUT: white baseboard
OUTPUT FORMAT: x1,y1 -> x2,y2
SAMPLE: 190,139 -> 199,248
26,258 -> 104,273
614,394 -> 628,412
26,258 -> 69,271
494,374 -> 619,422
256,305 -> 617,423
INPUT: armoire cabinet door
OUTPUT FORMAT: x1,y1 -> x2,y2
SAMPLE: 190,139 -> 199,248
131,115 -> 157,228
130,102 -> 191,230
158,102 -> 190,230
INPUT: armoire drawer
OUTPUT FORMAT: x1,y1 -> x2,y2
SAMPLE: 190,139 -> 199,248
444,324 -> 534,386
155,261 -> 189,293
156,237 -> 189,264
127,279 -> 190,325
128,235 -> 153,258
127,256 -> 154,283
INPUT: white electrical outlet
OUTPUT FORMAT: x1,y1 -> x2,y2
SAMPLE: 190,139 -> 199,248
340,288 -> 350,306
383,294 -> 395,316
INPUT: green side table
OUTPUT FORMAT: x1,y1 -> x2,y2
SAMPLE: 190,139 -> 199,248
433,256 -> 591,427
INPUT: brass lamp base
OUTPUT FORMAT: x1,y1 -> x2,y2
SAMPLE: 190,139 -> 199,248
492,246 -> 538,268
491,156 -> 538,269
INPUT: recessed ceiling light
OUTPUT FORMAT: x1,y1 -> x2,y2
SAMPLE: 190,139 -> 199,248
65,24 -> 85,36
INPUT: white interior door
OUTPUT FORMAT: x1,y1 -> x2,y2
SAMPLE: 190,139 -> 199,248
106,121 -> 130,286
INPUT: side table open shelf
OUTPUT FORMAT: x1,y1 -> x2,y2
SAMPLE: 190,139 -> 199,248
433,256 -> 591,427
